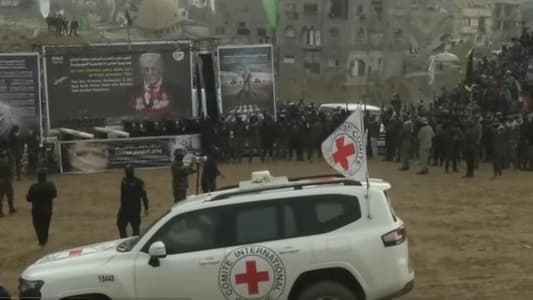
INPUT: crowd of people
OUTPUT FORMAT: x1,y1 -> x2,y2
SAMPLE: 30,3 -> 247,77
46,13 -> 79,37
377,29 -> 533,178
2,30 -> 533,254
199,30 -> 533,178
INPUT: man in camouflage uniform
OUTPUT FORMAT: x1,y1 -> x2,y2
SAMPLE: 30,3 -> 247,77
399,117 -> 413,171
417,117 -> 434,175
171,149 -> 196,203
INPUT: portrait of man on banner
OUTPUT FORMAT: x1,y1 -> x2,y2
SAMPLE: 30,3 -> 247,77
128,52 -> 182,120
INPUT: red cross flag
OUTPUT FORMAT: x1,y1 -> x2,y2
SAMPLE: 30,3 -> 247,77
321,107 -> 367,181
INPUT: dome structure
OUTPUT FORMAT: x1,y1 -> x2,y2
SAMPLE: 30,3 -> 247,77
135,0 -> 182,31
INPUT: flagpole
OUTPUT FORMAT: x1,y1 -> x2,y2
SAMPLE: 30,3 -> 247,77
125,10 -> 132,50
360,102 -> 372,219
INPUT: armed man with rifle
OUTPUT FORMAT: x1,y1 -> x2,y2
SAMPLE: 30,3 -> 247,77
171,149 -> 197,204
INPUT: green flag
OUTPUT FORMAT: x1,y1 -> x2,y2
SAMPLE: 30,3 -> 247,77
262,0 -> 277,30
80,17 -> 88,33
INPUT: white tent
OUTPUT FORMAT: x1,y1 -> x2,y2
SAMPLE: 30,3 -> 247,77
433,51 -> 459,63
39,0 -> 50,18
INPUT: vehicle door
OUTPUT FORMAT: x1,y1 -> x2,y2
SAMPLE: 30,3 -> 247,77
306,194 -> 365,266
220,199 -> 313,300
133,208 -> 228,300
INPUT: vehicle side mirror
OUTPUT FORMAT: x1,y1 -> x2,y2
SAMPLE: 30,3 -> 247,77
148,241 -> 167,267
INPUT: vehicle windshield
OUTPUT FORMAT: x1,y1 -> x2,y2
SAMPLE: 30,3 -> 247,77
117,209 -> 171,252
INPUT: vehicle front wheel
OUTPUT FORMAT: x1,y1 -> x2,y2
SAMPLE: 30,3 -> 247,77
296,281 -> 357,300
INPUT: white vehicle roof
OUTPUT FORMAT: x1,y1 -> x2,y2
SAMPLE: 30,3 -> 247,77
172,171 -> 390,212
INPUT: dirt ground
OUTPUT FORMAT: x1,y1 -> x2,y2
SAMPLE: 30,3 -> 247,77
1,159 -> 533,299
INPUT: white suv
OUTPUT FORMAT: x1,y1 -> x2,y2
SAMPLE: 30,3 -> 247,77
19,172 -> 414,300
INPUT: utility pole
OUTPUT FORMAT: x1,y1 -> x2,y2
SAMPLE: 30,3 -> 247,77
125,10 -> 132,48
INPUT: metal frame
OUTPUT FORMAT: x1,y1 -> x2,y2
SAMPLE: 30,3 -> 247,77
56,133 -> 200,145
211,176 -> 361,201
42,46 -> 50,132
217,174 -> 347,191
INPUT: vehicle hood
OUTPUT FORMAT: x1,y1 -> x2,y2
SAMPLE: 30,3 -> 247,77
30,239 -> 127,268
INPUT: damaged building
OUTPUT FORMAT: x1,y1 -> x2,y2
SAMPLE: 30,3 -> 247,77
0,0 -> 527,103
276,0 -> 407,103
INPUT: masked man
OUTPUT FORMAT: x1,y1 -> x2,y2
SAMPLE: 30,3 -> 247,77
117,165 -> 149,238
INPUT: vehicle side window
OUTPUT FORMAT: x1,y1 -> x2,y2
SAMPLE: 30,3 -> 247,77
283,204 -> 298,238
315,202 -> 344,223
296,195 -> 361,235
220,194 -> 360,247
235,205 -> 279,244
147,211 -> 221,255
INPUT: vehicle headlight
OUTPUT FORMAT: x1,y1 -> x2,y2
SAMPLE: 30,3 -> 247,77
18,278 -> 44,297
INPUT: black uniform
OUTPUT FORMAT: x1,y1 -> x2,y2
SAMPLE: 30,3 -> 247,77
201,154 -> 221,193
26,172 -> 57,247
399,121 -> 413,170
261,118 -> 276,162
69,19 -> 79,36
432,122 -> 445,166
27,130 -> 40,177
384,116 -> 397,161
0,155 -> 15,216
117,170 -> 149,238
288,119 -> 303,161
7,126 -> 23,181
492,125 -> 506,176
0,284 -> 10,300
302,118 -> 314,161
463,123 -> 478,178
367,118 -> 380,159
443,123 -> 462,173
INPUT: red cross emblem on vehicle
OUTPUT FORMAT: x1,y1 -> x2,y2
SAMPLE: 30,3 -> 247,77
69,249 -> 83,257
332,136 -> 356,171
219,246 -> 286,300
235,260 -> 270,295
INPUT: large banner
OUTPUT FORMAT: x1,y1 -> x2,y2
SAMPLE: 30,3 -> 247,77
217,44 -> 276,118
44,41 -> 193,129
59,134 -> 201,174
0,53 -> 41,136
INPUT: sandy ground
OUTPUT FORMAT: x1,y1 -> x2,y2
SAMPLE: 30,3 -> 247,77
1,159 -> 533,299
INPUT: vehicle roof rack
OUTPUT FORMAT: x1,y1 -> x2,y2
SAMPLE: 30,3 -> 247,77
217,174 -> 347,191
288,174 -> 346,182
211,176 -> 361,201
